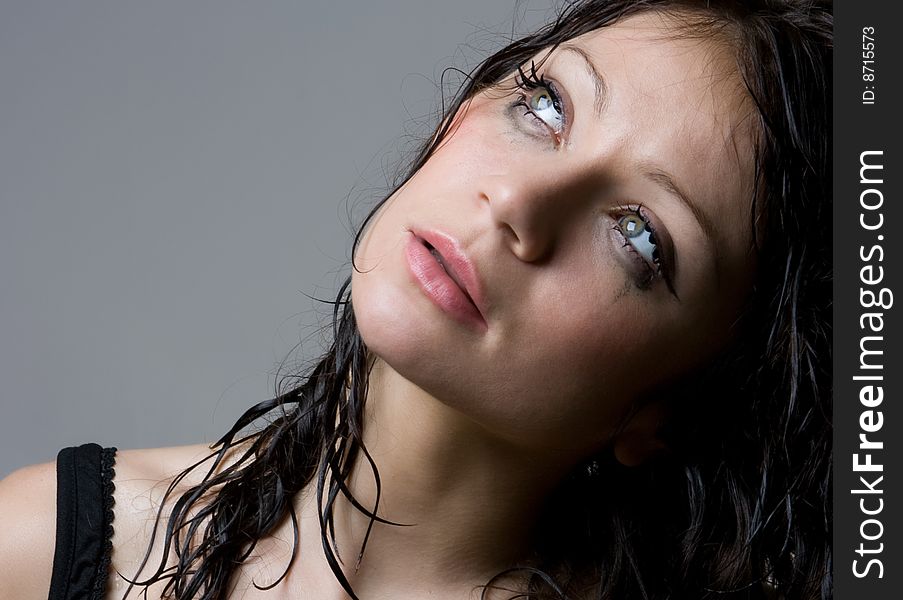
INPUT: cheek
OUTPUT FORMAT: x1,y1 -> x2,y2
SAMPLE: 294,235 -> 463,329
430,97 -> 515,172
493,298 -> 661,443
350,204 -> 419,366
529,260 -> 658,388
533,288 -> 707,414
351,274 -> 400,357
554,306 -> 655,398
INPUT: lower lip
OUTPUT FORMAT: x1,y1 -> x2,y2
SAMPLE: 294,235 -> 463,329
404,232 -> 486,331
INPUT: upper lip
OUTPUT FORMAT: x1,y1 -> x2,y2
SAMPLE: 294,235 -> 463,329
413,228 -> 487,320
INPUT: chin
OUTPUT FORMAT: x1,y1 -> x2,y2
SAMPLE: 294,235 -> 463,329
352,280 -> 479,410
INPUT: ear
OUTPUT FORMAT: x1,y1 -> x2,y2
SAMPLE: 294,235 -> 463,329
612,400 -> 669,467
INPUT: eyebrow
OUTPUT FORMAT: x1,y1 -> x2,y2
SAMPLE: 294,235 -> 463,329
640,163 -> 722,288
560,45 -> 608,116
640,165 -> 718,246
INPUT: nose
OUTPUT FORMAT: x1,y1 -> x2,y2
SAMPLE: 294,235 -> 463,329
479,171 -> 567,263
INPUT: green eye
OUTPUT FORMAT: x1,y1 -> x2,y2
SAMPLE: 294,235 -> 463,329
619,214 -> 646,237
514,62 -> 564,136
612,205 -> 676,297
617,213 -> 658,267
531,90 -> 555,111
527,86 -> 563,132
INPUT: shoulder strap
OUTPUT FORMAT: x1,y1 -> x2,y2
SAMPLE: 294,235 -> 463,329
48,443 -> 118,600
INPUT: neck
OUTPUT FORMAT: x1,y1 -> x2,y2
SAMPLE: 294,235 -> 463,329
289,357 -> 577,599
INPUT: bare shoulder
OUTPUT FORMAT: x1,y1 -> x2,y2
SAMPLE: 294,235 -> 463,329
0,460 -> 58,600
109,442 -> 249,593
111,442 -> 221,525
113,442 -> 222,489
110,442 -> 223,544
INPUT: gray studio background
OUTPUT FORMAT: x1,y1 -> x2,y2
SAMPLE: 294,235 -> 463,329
0,1 -> 551,477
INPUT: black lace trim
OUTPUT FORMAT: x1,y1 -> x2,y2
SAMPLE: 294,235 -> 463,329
91,447 -> 117,600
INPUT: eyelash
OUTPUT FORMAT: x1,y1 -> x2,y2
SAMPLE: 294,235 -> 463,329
513,61 -> 565,143
610,204 -> 664,289
611,204 -> 662,284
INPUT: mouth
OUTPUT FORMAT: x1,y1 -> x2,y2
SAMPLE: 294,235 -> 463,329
422,240 -> 474,304
406,228 -> 487,327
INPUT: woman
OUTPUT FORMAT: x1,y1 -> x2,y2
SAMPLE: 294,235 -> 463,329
0,0 -> 832,598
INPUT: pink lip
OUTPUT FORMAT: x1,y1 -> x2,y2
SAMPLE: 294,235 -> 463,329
404,229 -> 487,331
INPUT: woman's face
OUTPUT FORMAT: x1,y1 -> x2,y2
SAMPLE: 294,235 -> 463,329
351,12 -> 759,456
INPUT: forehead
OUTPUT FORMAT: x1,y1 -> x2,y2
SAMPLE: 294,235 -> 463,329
565,11 -> 753,130
559,11 -> 760,280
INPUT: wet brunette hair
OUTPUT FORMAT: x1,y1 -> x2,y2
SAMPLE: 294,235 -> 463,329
125,1 -> 832,598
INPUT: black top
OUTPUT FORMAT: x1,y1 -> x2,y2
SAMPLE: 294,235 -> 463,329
48,444 -> 118,600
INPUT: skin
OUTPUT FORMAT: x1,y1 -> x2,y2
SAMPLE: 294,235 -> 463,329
0,11 -> 761,600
